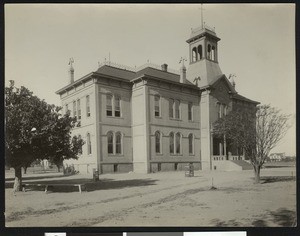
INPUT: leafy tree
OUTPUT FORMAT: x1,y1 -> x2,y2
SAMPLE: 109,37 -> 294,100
213,105 -> 290,183
5,81 -> 84,191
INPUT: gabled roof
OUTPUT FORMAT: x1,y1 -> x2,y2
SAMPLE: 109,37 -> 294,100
210,74 -> 237,93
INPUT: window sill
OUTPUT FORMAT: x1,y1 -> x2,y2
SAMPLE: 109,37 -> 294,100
155,116 -> 162,119
170,154 -> 183,156
155,153 -> 163,156
108,154 -> 124,157
169,118 -> 182,121
106,116 -> 123,119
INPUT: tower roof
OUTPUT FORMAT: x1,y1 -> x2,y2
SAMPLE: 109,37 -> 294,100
186,25 -> 220,43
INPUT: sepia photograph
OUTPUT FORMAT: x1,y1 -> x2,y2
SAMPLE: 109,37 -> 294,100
4,4 -> 296,227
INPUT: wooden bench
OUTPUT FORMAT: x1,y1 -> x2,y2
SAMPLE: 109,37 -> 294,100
22,183 -> 86,193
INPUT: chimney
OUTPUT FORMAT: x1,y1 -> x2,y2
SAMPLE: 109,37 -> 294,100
69,58 -> 74,84
161,63 -> 168,72
180,65 -> 187,83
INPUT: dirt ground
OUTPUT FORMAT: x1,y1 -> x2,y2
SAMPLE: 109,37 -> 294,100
5,167 -> 296,227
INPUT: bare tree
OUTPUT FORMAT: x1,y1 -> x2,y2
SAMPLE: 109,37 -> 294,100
213,105 -> 290,183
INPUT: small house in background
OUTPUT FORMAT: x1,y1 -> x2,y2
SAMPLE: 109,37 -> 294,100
269,153 -> 286,162
56,21 -> 258,174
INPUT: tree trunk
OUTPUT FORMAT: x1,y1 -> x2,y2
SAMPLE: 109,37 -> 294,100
254,165 -> 261,184
24,166 -> 27,174
13,167 -> 22,192
57,164 -> 60,172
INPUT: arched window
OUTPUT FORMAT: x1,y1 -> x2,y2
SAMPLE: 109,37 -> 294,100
192,47 -> 197,62
169,132 -> 174,154
155,131 -> 161,154
176,132 -> 181,154
188,134 -> 194,154
188,102 -> 193,121
87,133 -> 92,155
107,132 -> 113,154
198,45 -> 203,59
115,132 -> 122,154
154,95 -> 160,117
106,94 -> 113,116
78,135 -> 82,155
207,44 -> 211,59
212,45 -> 216,61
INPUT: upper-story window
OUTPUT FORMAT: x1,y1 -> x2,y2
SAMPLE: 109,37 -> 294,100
86,95 -> 91,117
188,102 -> 193,121
169,99 -> 174,118
192,47 -> 197,62
154,95 -> 160,117
169,99 -> 181,119
65,104 -> 69,114
77,99 -> 81,120
73,101 -> 77,118
174,100 -> 180,119
106,94 -> 113,116
106,94 -> 121,118
115,96 -> 121,117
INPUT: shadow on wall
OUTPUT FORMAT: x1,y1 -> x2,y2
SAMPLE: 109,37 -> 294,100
210,207 -> 296,227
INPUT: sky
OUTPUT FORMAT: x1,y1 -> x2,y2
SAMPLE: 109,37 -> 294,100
5,4 -> 296,156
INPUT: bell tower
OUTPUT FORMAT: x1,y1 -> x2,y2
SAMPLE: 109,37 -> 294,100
186,24 -> 223,88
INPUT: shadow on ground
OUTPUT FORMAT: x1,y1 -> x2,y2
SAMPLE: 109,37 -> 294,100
5,178 -> 158,193
5,173 -> 65,182
210,207 -> 296,227
260,176 -> 295,184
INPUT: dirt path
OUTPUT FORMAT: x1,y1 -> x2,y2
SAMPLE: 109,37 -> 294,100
5,168 -> 296,227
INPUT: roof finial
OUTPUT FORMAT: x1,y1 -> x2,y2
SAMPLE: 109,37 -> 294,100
200,4 -> 204,29
179,57 -> 187,67
68,58 -> 74,68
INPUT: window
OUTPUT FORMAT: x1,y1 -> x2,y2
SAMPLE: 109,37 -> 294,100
212,45 -> 216,61
107,132 -> 113,154
73,101 -> 77,118
65,104 -> 69,114
207,44 -> 211,60
170,132 -> 182,155
175,100 -> 180,119
115,96 -> 121,117
154,95 -> 160,117
77,99 -> 81,120
169,99 -> 174,118
198,45 -> 203,59
87,133 -> 91,155
107,131 -> 123,155
86,95 -> 90,117
192,47 -> 197,62
106,94 -> 121,117
169,132 -> 174,154
155,131 -> 161,153
78,135 -> 82,155
176,133 -> 181,154
188,134 -> 194,154
106,94 -> 113,116
188,102 -> 193,121
115,132 -> 122,154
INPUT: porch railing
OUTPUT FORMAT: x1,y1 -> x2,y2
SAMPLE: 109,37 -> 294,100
212,155 -> 245,161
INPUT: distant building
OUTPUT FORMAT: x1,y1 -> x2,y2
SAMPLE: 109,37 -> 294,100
269,153 -> 286,162
56,22 -> 258,174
